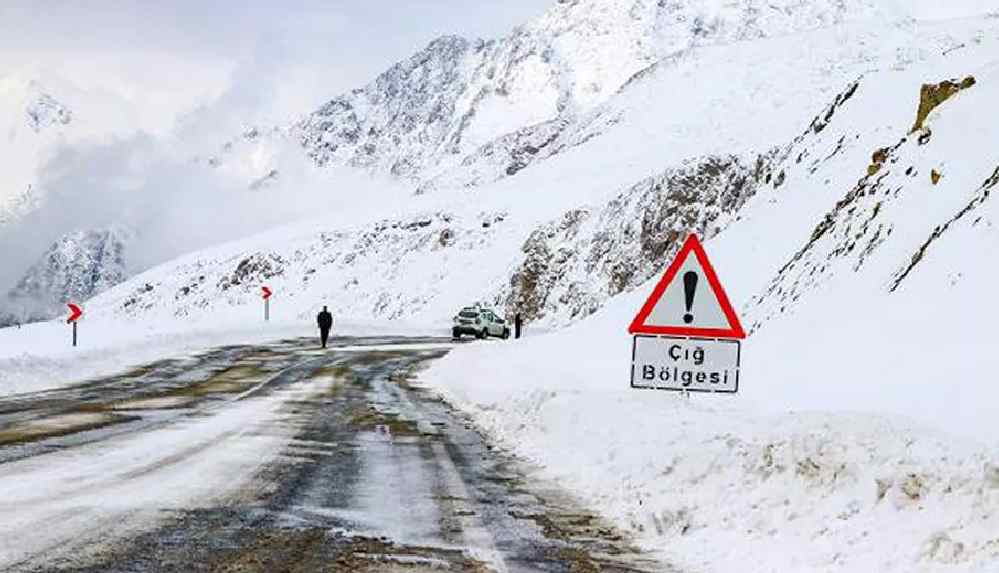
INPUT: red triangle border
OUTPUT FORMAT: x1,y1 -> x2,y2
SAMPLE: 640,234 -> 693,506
628,234 -> 746,339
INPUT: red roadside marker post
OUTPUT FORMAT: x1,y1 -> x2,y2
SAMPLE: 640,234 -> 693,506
628,234 -> 746,395
67,303 -> 83,347
262,286 -> 273,321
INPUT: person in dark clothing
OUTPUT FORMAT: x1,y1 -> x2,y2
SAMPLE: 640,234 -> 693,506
317,306 -> 333,348
514,313 -> 523,339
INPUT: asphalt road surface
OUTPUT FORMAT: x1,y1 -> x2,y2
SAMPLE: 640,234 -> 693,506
0,336 -> 667,572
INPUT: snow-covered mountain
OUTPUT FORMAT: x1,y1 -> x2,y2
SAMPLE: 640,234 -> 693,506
293,0 -> 893,180
9,0 -> 998,336
0,228 -> 129,326
208,0 -> 908,189
83,0 -> 999,331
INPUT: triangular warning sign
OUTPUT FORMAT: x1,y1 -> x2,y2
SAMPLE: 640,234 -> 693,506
629,234 -> 745,339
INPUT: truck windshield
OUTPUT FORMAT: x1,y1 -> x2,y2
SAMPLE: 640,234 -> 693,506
459,310 -> 479,319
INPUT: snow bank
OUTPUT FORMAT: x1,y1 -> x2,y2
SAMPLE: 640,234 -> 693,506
420,285 -> 999,572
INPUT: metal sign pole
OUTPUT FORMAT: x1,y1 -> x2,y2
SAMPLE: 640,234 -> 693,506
265,298 -> 270,322
73,322 -> 77,347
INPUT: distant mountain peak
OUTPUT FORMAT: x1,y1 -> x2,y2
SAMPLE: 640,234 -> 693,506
3,227 -> 130,325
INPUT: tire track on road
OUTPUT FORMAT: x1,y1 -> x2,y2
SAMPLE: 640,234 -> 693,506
5,340 -> 669,573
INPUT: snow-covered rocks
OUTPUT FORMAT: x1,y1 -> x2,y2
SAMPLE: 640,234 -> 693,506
749,67 -> 999,333
24,90 -> 72,133
91,210 -> 516,325
3,228 -> 129,326
499,152 -> 775,324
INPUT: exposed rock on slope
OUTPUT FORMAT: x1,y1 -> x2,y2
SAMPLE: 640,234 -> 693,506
911,76 -> 975,132
499,153 -> 776,324
496,76 -> 869,326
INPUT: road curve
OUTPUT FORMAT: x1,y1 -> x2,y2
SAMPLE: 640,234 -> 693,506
0,337 -> 670,572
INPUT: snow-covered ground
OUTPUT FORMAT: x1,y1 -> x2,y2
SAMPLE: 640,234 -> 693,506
419,256 -> 999,572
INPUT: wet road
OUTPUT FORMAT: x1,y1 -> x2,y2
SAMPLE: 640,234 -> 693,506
0,337 -> 666,572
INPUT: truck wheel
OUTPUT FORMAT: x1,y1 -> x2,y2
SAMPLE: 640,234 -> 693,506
478,328 -> 487,340
452,327 -> 461,339
502,328 -> 510,340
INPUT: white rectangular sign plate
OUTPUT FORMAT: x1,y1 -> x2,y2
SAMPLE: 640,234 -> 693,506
631,335 -> 740,393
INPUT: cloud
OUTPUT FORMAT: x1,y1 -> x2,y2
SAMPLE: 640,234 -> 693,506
0,129 -> 413,295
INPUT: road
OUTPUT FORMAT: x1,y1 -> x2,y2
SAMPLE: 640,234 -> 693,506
0,336 -> 665,572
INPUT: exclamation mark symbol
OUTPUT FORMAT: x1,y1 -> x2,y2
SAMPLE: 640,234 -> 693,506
683,271 -> 698,324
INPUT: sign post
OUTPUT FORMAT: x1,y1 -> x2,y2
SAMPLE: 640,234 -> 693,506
67,303 -> 83,347
262,286 -> 273,321
628,234 -> 746,394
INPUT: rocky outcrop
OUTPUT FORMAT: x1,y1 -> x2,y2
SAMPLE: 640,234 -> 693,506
501,153 -> 776,324
911,76 -> 975,132
496,76 -> 875,326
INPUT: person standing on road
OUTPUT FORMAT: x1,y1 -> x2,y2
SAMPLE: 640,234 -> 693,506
514,313 -> 523,339
317,306 -> 333,348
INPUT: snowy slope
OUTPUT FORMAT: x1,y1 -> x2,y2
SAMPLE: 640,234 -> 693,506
414,8 -> 999,573
103,11 -> 998,333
